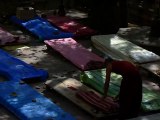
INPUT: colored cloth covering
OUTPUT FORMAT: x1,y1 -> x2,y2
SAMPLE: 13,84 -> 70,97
0,81 -> 76,120
76,91 -> 119,113
80,68 -> 160,112
0,27 -> 28,45
47,15 -> 97,37
45,38 -> 105,71
10,16 -> 73,40
0,49 -> 48,82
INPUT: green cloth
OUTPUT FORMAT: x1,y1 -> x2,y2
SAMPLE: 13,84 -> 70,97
80,69 -> 160,112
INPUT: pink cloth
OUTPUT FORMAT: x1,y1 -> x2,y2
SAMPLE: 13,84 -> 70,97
76,91 -> 119,113
45,38 -> 105,71
0,27 -> 28,45
0,27 -> 15,45
47,15 -> 97,37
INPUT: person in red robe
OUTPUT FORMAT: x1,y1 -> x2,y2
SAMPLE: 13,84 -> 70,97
103,57 -> 142,119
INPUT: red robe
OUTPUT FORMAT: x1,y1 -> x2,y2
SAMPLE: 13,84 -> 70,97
111,61 -> 142,119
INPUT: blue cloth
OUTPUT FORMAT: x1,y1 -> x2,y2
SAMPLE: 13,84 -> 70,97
10,16 -> 74,40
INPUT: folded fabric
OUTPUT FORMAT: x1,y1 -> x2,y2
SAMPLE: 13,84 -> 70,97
0,81 -> 76,120
45,38 -> 105,71
0,49 -> 48,81
10,16 -> 73,40
91,34 -> 160,63
47,15 -> 97,37
81,69 -> 160,112
0,27 -> 29,45
76,91 -> 119,113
